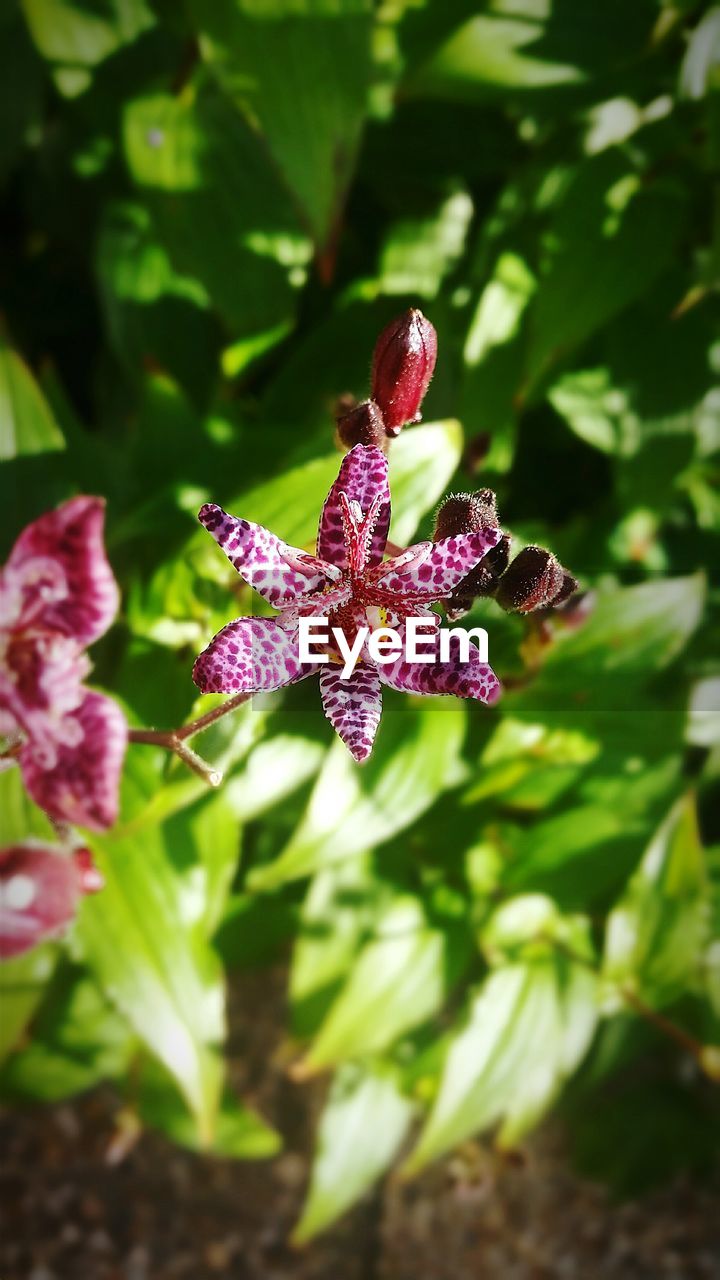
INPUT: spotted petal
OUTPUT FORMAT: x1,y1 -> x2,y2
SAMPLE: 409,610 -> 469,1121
317,445 -> 390,571
378,630 -> 501,705
2,497 -> 119,645
199,504 -> 339,608
193,616 -> 320,695
320,664 -> 382,763
20,690 -> 128,831
371,528 -> 502,600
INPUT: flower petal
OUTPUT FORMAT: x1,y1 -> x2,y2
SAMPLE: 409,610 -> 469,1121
371,528 -> 502,600
3,497 -> 119,646
320,664 -> 382,763
193,616 -> 318,695
21,690 -> 127,832
199,504 -> 338,607
0,841 -> 102,958
0,841 -> 81,958
0,631 -> 88,770
378,630 -> 501,705
317,445 -> 390,571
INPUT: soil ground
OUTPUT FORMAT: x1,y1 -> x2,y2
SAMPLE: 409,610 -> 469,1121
2,969 -> 719,1280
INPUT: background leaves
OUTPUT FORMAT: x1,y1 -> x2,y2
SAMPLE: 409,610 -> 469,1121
0,0 -> 718,1249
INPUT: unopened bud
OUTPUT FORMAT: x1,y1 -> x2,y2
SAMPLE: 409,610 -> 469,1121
371,308 -> 437,436
0,841 -> 102,959
553,570 -> 579,608
495,546 -> 566,613
336,399 -> 388,451
434,490 -> 510,619
433,489 -> 497,541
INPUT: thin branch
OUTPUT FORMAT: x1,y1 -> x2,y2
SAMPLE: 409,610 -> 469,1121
127,691 -> 250,784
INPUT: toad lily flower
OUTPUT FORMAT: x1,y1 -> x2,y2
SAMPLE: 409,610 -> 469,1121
0,498 -> 127,831
194,445 -> 502,763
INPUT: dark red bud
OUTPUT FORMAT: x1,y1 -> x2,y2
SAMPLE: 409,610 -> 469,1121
552,570 -> 579,608
336,399 -> 388,452
371,308 -> 437,436
433,489 -> 498,541
434,490 -> 510,617
495,546 -> 566,613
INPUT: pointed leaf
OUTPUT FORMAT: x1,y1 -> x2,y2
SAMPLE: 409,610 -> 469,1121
293,1062 -> 414,1244
191,0 -> 373,248
77,823 -> 225,1143
247,701 -> 466,890
404,956 -> 597,1174
0,336 -> 65,460
604,794 -> 710,1006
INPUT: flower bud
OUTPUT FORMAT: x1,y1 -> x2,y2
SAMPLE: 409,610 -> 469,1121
495,546 -> 566,613
433,489 -> 498,541
371,308 -> 437,436
434,490 -> 510,619
336,399 -> 388,451
0,842 -> 103,959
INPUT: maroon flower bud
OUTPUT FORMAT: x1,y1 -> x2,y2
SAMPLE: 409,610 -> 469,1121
552,570 -> 579,608
434,490 -> 510,619
371,308 -> 437,436
495,546 -> 566,613
0,842 -> 103,959
336,399 -> 388,452
433,489 -> 498,541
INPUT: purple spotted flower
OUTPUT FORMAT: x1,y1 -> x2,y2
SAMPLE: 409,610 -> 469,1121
194,445 -> 503,763
0,498 -> 127,831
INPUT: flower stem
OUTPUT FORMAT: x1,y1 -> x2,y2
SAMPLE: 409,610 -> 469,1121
127,691 -> 250,784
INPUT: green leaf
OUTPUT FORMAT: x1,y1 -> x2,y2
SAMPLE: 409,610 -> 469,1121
293,1061 -> 414,1244
0,335 -> 65,460
77,824 -> 225,1143
513,576 -> 706,724
123,84 -> 312,337
680,7 -> 720,99
95,201 -> 219,403
137,1059 -> 280,1159
526,154 -> 686,382
300,896 -> 467,1070
21,0 -> 154,70
247,700 -> 466,891
603,794 -> 710,1006
0,945 -> 56,1068
0,965 -> 134,1101
388,419 -> 463,544
376,189 -> 474,299
408,14 -> 584,94
190,0 -> 373,247
404,955 -> 597,1174
224,732 -> 326,821
290,854 -> 385,1035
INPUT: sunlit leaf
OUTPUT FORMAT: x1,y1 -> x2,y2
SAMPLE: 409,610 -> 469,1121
77,822 -> 225,1143
0,336 -> 65,460
190,0 -> 373,248
604,794 -> 710,1006
293,1061 -> 414,1244
247,700 -> 466,890
404,955 -> 597,1174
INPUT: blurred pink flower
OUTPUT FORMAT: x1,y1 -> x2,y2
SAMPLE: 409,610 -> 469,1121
0,497 -> 126,830
0,840 -> 103,959
194,445 -> 503,763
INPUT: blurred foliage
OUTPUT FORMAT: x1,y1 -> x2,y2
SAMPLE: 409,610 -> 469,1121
1,0 -> 720,1241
